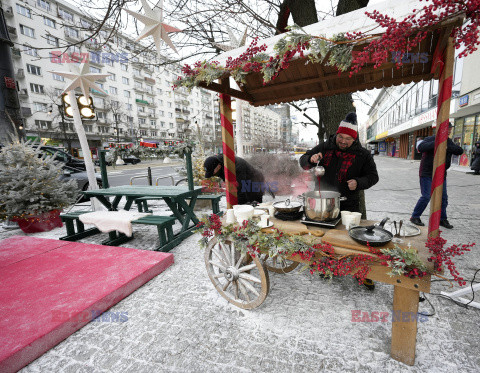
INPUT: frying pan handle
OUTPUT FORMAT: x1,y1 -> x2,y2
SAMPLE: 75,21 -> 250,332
379,217 -> 389,228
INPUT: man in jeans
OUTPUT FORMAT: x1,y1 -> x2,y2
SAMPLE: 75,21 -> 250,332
410,123 -> 463,229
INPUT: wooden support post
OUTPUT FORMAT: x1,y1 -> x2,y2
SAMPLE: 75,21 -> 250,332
391,286 -> 420,366
429,37 -> 455,238
219,78 -> 238,208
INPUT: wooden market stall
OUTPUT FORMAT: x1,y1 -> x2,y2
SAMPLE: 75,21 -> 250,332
185,0 -> 466,366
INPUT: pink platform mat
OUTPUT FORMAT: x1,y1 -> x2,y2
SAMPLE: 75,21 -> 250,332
0,236 -> 174,373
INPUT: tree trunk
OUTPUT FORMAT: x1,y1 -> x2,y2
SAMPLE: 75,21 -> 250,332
281,0 -> 369,218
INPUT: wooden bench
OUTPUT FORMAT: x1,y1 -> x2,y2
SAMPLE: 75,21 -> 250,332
59,211 -> 100,241
131,215 -> 176,251
135,194 -> 223,215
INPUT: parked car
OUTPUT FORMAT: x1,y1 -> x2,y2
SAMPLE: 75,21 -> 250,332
122,155 -> 141,164
61,166 -> 103,201
33,145 -> 86,171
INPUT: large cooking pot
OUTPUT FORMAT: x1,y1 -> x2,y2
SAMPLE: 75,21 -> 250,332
303,191 -> 346,222
348,218 -> 393,247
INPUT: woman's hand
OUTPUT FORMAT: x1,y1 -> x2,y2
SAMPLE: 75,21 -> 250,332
310,152 -> 323,164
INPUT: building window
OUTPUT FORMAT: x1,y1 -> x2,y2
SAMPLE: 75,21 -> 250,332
35,120 -> 52,129
65,26 -> 79,38
167,102 -> 172,108
24,46 -> 39,56
58,8 -> 74,22
27,64 -> 41,76
20,25 -> 35,38
133,68 -> 141,76
160,121 -> 165,127
97,111 -> 105,119
122,77 -> 129,84
84,125 -> 93,133
46,35 -> 59,46
16,4 -> 32,18
150,120 -> 156,126
124,90 -> 131,98
37,0 -> 51,11
90,66 -> 101,73
169,122 -> 174,128
139,118 -> 146,125
43,17 -> 56,28
110,86 -> 118,95
121,64 -> 128,71
151,131 -> 157,137
127,103 -> 133,110
168,112 -> 173,118
108,73 -> 116,81
52,73 -> 64,81
30,83 -> 45,94
34,102 -> 48,112
159,110 -> 164,116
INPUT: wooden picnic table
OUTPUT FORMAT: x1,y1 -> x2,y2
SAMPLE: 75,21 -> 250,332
205,216 -> 431,366
82,185 -> 203,248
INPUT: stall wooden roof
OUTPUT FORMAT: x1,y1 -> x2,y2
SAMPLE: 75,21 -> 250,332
196,0 -> 464,106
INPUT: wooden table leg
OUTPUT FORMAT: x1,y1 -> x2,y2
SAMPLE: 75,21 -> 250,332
391,285 -> 420,366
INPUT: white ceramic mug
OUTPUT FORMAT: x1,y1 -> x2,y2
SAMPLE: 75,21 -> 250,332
344,215 -> 355,230
260,214 -> 270,227
235,205 -> 254,223
351,212 -> 362,226
341,211 -> 352,226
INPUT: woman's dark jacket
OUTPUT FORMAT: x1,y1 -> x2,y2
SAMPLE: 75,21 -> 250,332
471,143 -> 480,172
299,135 -> 379,211
417,136 -> 463,178
213,154 -> 265,204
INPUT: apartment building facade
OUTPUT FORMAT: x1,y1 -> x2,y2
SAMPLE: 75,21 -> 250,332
3,0 -> 284,157
366,51 -> 465,163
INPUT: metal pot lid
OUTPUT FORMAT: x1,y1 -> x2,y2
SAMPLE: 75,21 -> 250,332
349,225 -> 393,243
273,200 -> 302,209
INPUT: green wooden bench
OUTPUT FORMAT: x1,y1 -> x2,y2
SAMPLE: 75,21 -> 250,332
131,215 -> 176,251
59,211 -> 100,241
135,194 -> 223,215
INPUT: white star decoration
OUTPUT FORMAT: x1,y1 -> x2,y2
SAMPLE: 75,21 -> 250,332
125,0 -> 181,55
50,63 -> 110,100
213,27 -> 248,51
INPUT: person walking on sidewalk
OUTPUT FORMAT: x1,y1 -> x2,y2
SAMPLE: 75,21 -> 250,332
470,141 -> 480,175
410,123 -> 463,229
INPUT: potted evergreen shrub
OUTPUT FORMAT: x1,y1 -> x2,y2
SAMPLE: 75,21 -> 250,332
0,141 -> 78,233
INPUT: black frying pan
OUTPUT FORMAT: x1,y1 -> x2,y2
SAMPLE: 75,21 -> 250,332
348,218 -> 393,247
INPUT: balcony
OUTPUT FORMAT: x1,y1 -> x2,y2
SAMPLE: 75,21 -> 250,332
137,111 -> 148,117
21,107 -> 32,117
19,88 -> 28,97
176,117 -> 185,123
133,74 -> 143,81
145,90 -> 155,96
175,108 -> 182,113
205,114 -> 213,120
134,86 -> 145,93
182,109 -> 190,115
135,99 -> 149,105
7,26 -> 17,38
16,69 -> 25,79
4,6 -> 13,17
12,48 -> 21,58
144,77 -> 156,84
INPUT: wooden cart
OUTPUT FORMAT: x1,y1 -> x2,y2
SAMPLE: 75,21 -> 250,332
204,217 -> 431,366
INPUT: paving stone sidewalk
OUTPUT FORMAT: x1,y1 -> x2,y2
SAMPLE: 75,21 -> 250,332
1,156 -> 479,373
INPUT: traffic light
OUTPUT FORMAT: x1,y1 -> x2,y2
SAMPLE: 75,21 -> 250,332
62,93 -> 96,119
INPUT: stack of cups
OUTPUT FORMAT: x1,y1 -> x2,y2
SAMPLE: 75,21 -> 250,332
341,211 -> 362,229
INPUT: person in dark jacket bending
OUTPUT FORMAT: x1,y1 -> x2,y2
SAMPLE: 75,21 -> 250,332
410,123 -> 463,229
299,112 -> 379,213
204,154 -> 265,204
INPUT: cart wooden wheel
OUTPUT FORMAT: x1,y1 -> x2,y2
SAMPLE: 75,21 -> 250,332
264,254 -> 299,274
205,237 -> 270,309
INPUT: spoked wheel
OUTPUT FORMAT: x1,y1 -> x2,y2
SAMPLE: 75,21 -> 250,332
264,254 -> 299,274
205,237 -> 270,309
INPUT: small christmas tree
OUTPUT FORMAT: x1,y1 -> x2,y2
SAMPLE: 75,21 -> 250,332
0,141 -> 78,221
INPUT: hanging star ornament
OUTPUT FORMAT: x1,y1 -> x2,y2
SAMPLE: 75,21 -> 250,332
49,63 -> 110,100
213,27 -> 248,51
124,0 -> 181,55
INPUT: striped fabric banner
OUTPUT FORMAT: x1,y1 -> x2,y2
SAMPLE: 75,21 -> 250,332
219,91 -> 238,208
429,38 -> 454,237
